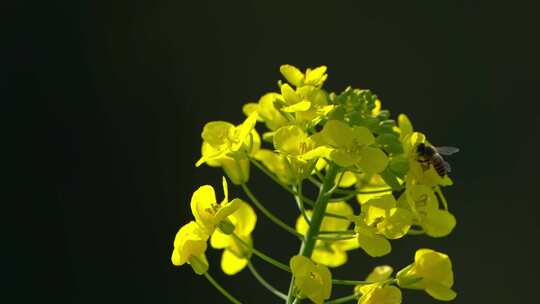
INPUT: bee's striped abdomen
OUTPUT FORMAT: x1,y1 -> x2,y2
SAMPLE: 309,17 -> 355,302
432,154 -> 447,177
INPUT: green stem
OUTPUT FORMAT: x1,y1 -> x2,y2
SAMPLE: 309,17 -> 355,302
332,278 -> 396,286
329,192 -> 357,202
247,262 -> 287,300
300,198 -> 350,220
231,233 -> 291,273
318,230 -> 355,235
308,176 -> 322,187
203,272 -> 242,304
324,293 -> 360,304
435,186 -> 449,210
286,163 -> 340,304
241,184 -> 304,240
334,187 -> 392,195
293,182 -> 311,224
331,279 -> 370,286
313,234 -> 356,241
249,158 -> 317,205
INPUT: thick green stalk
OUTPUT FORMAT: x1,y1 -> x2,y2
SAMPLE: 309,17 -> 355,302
285,163 -> 340,303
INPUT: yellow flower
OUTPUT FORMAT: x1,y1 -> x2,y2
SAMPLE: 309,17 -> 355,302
397,113 -> 413,141
361,195 -> 413,239
320,120 -> 388,173
253,149 -> 296,185
242,93 -> 288,131
190,177 -> 242,234
402,131 -> 452,187
290,255 -> 332,304
354,195 -> 413,257
397,249 -> 457,301
210,200 -> 257,275
398,185 -> 456,237
295,201 -> 358,267
357,285 -> 402,304
355,174 -> 393,204
273,125 -> 331,181
354,265 -> 401,304
170,221 -> 209,275
354,219 -> 391,257
196,113 -> 259,184
280,64 -> 328,88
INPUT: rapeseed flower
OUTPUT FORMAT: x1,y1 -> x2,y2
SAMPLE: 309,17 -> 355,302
170,221 -> 209,275
210,200 -> 257,275
397,249 -> 456,301
290,255 -> 332,304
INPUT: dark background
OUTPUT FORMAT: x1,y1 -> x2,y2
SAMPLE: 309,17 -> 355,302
6,0 -> 540,303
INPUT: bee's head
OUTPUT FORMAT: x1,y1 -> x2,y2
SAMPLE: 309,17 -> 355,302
417,143 -> 435,156
416,143 -> 427,153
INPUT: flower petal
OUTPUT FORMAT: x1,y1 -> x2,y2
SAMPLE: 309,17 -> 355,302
425,283 -> 457,301
366,265 -> 394,282
190,186 -> 218,230
321,120 -> 354,148
423,210 -> 456,238
356,224 -> 391,257
357,147 -> 389,174
280,64 -> 304,87
221,249 -> 248,275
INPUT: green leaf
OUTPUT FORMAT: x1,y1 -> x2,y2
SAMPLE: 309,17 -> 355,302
376,134 -> 403,154
388,155 -> 409,178
380,168 -> 403,191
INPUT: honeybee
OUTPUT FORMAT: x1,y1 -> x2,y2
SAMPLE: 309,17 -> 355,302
416,143 -> 459,177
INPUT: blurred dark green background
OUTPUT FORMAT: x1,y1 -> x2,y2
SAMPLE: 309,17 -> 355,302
7,0 -> 539,303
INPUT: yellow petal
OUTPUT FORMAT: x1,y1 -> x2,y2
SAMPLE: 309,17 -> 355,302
200,142 -> 222,167
378,208 -> 413,239
280,83 -> 301,105
282,100 -> 312,112
335,171 -> 357,188
423,210 -> 456,238
365,285 -> 402,304
321,120 -> 354,148
171,249 -> 181,266
304,66 -> 327,87
398,114 -> 413,140
210,229 -> 231,249
190,185 -> 218,230
331,149 -> 360,167
366,265 -> 393,282
425,283 -> 457,301
219,157 -> 250,185
215,197 -> 242,223
295,210 -> 313,236
357,147 -> 389,174
221,249 -> 248,275
311,243 -> 348,267
230,200 -> 257,236
172,221 -> 209,266
258,93 -> 288,131
273,125 -> 308,156
242,103 -> 260,118
280,64 -> 304,87
201,121 -> 235,147
356,224 -> 391,257
352,126 -> 375,146
321,201 -> 353,231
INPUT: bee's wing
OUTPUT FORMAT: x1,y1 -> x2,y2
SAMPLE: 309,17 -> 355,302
435,146 -> 460,155
443,160 -> 452,173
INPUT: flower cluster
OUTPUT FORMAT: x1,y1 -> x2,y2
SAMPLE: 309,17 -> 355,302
171,65 -> 459,303
171,177 -> 257,275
